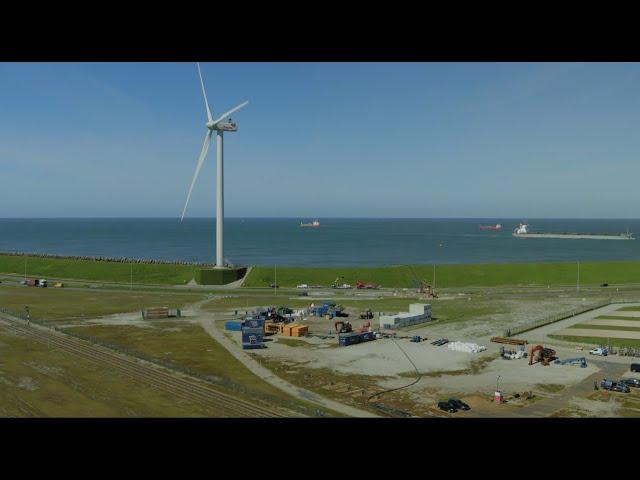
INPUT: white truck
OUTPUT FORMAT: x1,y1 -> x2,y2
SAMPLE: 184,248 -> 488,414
589,347 -> 608,356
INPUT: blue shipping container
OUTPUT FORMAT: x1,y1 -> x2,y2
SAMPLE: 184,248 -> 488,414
224,321 -> 243,331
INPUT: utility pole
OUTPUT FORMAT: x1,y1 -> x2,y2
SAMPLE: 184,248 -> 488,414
24,257 -> 27,281
577,261 -> 580,292
274,264 -> 277,297
433,264 -> 436,290
130,263 -> 133,290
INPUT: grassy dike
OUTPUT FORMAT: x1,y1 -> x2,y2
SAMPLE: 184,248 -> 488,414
2,253 -> 640,288
0,254 -> 198,285
243,261 -> 640,288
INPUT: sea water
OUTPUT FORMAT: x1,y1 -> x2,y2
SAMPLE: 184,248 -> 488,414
0,218 -> 639,267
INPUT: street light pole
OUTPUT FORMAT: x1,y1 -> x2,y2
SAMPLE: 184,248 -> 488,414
577,261 -> 580,292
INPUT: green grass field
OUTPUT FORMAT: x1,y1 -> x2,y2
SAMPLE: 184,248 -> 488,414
549,334 -> 640,348
244,261 -> 640,288
595,315 -> 640,321
0,329 -> 230,417
0,254 -> 198,285
62,322 -> 315,412
4,253 -> 640,289
569,323 -> 640,332
0,285 -> 205,322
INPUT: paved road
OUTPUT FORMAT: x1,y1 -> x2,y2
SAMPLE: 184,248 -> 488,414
193,301 -> 379,418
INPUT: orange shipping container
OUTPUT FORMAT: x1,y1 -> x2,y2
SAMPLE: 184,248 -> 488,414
291,325 -> 309,337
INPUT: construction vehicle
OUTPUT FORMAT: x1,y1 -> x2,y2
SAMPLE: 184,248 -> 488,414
355,280 -> 379,289
417,280 -> 438,298
334,320 -> 352,334
264,322 -> 280,335
331,276 -> 351,289
360,309 -> 374,320
528,345 -> 557,365
355,321 -> 371,333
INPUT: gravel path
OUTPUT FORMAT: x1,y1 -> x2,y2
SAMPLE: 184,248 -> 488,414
192,301 -> 378,418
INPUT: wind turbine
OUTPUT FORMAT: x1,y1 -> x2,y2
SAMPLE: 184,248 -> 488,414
181,63 -> 248,269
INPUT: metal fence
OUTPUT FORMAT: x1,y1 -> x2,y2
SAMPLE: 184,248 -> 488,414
0,305 -> 320,417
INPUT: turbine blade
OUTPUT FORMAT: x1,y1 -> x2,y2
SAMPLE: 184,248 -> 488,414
197,62 -> 213,122
181,130 -> 213,221
212,100 -> 249,124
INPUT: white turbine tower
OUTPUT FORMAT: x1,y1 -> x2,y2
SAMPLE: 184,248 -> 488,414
181,63 -> 248,269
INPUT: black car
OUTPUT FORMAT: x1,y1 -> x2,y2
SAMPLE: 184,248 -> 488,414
620,378 -> 640,388
600,283 -> 609,287
437,401 -> 457,413
269,284 -> 279,289
631,364 -> 640,373
448,398 -> 470,411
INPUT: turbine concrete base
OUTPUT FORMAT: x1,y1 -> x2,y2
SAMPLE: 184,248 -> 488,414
198,267 -> 247,285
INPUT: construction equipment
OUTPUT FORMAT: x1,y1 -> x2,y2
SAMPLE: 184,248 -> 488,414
277,306 -> 293,316
360,309 -> 374,320
264,322 -> 280,335
417,280 -> 438,298
334,320 -> 353,334
528,345 -> 556,365
491,336 -> 528,346
355,280 -> 379,289
53,282 -> 64,288
355,321 -> 371,333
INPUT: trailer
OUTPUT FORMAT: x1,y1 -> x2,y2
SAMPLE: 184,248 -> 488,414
554,357 -> 588,368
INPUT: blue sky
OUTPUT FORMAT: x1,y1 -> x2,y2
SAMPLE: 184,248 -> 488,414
1,62 -> 640,218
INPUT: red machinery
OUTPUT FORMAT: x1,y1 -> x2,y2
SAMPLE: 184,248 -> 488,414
356,281 -> 379,290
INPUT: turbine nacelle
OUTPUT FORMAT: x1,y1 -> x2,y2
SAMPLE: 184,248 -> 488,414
206,120 -> 238,132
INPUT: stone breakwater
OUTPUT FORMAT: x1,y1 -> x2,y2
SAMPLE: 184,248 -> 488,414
0,251 -> 217,267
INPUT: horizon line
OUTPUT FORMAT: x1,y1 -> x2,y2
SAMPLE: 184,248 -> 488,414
2,216 -> 640,221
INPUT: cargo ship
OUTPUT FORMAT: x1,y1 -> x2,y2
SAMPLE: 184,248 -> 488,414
300,220 -> 320,228
479,223 -> 502,231
513,223 -> 634,240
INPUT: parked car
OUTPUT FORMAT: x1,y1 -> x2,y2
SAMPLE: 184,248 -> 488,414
437,401 -> 457,413
269,284 -> 279,289
600,283 -> 609,287
631,364 -> 640,373
296,284 -> 308,289
589,347 -> 608,356
600,379 -> 630,393
620,378 -> 640,388
448,398 -> 470,411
